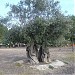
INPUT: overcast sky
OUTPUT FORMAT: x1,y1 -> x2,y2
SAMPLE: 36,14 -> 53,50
0,0 -> 74,17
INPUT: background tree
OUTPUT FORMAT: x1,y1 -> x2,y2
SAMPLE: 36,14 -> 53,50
0,23 -> 8,44
69,16 -> 75,51
5,25 -> 25,47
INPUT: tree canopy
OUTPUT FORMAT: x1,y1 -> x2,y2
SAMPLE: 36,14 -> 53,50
5,0 -> 72,46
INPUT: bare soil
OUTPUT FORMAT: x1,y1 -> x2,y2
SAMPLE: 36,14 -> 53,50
0,47 -> 74,75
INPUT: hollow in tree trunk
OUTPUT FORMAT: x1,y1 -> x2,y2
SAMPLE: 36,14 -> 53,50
38,45 -> 45,62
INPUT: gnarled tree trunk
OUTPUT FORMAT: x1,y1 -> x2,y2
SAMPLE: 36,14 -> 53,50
26,43 -> 39,64
38,45 -> 50,63
26,43 -> 50,64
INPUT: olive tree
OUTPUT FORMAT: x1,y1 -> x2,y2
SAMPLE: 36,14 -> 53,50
6,0 -> 72,63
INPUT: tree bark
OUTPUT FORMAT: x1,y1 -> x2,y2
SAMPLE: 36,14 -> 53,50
38,45 -> 50,63
26,43 -> 39,64
26,43 -> 50,63
33,43 -> 38,57
38,45 -> 45,62
46,49 -> 50,62
26,45 -> 31,58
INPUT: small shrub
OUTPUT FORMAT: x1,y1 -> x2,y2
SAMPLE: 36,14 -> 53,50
49,65 -> 54,69
63,61 -> 68,64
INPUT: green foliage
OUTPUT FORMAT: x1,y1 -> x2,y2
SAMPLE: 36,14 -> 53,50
23,15 -> 71,47
70,16 -> 75,43
7,0 -> 61,24
0,23 -> 8,43
25,17 -> 47,44
3,0 -> 73,47
5,25 -> 25,44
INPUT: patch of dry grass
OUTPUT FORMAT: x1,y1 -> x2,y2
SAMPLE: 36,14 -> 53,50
65,52 -> 74,61
15,63 -> 23,67
0,72 -> 3,75
61,52 -> 75,66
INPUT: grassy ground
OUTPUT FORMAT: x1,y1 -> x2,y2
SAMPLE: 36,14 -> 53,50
0,47 -> 74,75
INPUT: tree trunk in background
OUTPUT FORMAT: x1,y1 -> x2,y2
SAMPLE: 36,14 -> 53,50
72,39 -> 74,52
26,45 -> 31,59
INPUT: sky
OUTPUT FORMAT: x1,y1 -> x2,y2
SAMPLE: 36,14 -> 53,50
0,0 -> 74,17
